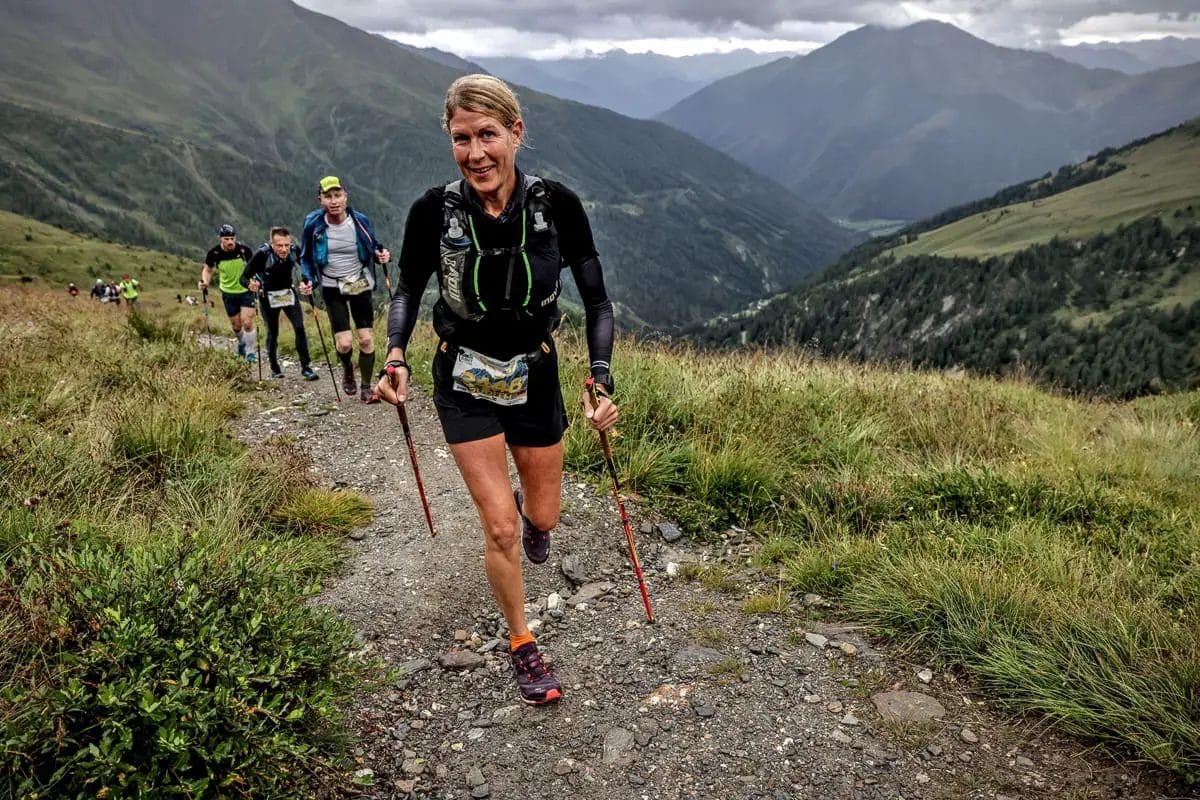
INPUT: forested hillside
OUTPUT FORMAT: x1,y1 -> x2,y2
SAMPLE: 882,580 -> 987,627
695,120 -> 1200,398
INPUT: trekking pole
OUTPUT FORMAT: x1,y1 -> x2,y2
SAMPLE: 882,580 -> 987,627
201,287 -> 211,341
306,292 -> 341,402
253,303 -> 263,381
386,364 -> 436,538
586,378 -> 655,623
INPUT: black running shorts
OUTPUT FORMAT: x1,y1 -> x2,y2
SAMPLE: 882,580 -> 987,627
432,341 -> 568,447
221,290 -> 255,317
320,285 -> 375,333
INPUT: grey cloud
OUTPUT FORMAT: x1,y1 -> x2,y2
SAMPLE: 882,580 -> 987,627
294,0 -> 1200,45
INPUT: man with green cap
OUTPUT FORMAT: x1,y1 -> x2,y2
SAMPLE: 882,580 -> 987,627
200,224 -> 258,361
298,176 -> 390,401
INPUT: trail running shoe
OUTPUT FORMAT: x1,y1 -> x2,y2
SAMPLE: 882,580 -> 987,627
514,488 -> 550,565
342,368 -> 357,396
246,352 -> 258,364
236,341 -> 246,358
270,366 -> 284,379
361,386 -> 379,404
300,366 -> 319,381
509,642 -> 562,705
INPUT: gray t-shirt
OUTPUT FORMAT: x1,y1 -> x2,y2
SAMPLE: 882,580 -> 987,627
322,216 -> 369,288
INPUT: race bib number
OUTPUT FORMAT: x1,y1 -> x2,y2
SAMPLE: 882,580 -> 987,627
451,347 -> 529,406
337,271 -> 370,296
267,289 -> 295,308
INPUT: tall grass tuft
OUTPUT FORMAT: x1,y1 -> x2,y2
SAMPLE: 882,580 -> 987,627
0,288 -> 375,798
547,329 -> 1200,781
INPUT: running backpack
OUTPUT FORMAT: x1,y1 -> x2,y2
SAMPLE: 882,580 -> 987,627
439,174 -> 561,322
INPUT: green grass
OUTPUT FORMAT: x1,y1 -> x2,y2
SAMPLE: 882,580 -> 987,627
0,210 -> 197,291
0,288 -> 375,797
555,334 -> 1200,781
890,121 -> 1200,261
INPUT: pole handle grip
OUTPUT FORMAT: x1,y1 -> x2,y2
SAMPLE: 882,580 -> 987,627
585,378 -> 615,459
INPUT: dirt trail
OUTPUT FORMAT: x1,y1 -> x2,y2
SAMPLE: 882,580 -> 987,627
237,355 -> 1189,800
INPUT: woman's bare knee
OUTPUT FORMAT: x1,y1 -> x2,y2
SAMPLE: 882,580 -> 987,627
484,519 -> 520,554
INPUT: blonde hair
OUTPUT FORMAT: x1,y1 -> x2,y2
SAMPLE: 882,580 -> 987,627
442,74 -> 523,134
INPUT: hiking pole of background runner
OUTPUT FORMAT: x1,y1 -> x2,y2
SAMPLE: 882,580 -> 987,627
201,287 -> 211,340
307,292 -> 341,402
586,377 -> 655,623
386,364 -> 436,538
253,295 -> 263,381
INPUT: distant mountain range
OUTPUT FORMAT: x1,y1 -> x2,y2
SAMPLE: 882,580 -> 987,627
1048,37 -> 1200,74
694,119 -> 1200,398
474,50 -> 788,119
658,22 -> 1200,222
0,0 -> 854,328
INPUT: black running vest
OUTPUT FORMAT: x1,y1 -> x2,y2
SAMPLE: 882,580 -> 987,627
438,174 -> 562,323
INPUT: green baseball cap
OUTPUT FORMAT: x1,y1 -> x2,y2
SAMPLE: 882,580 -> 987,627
319,175 -> 344,193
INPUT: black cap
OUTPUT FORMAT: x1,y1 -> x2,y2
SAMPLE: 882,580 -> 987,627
218,224 -> 236,236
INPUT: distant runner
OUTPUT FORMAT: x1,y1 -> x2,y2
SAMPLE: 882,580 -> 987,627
199,224 -> 257,361
241,226 -> 319,381
118,274 -> 140,307
299,176 -> 390,402
90,279 -> 105,300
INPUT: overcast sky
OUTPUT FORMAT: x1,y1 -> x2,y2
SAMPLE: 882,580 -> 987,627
293,1 -> 1200,58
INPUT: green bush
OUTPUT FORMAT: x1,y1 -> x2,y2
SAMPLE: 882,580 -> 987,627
2,519 -> 367,798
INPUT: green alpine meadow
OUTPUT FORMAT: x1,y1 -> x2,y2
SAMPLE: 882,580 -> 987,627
0,287 -> 376,797
558,332 -> 1200,780
4,0 -> 1200,794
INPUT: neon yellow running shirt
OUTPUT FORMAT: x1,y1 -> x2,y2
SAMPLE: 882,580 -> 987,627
204,242 -> 254,294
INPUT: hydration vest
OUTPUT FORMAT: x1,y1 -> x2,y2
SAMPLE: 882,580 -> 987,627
439,174 -> 561,322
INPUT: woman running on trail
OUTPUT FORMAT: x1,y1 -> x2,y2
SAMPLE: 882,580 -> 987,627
377,74 -> 618,706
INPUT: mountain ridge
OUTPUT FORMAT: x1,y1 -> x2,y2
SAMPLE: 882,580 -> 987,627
0,0 -> 855,328
658,21 -> 1200,222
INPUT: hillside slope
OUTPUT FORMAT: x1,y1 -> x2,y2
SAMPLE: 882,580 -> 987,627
695,120 -> 1200,398
0,0 -> 855,327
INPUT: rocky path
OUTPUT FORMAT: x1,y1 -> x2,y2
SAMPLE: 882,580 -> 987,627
238,356 -> 1190,800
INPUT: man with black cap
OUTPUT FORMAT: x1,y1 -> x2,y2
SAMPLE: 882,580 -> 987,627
199,224 -> 258,361
298,176 -> 390,402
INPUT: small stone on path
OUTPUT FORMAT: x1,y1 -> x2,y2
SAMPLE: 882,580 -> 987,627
805,632 -> 829,649
466,767 -> 485,788
392,658 -> 430,678
492,705 -> 524,726
559,554 -> 587,585
960,728 -> 979,744
871,690 -> 947,724
439,650 -> 486,671
656,522 -> 683,542
917,668 -> 934,684
671,645 -> 725,670
603,727 -> 636,764
567,581 -> 615,605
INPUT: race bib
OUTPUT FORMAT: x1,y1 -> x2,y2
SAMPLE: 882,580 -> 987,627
337,271 -> 370,296
267,289 -> 295,308
451,347 -> 529,406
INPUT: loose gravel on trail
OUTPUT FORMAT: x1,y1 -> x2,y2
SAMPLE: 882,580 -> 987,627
236,353 -> 1191,800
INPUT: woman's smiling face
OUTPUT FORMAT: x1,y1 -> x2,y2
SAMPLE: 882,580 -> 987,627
449,108 -> 524,207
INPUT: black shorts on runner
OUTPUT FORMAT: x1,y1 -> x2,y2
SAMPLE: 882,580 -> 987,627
321,285 -> 374,333
432,340 -> 568,448
222,291 -> 255,317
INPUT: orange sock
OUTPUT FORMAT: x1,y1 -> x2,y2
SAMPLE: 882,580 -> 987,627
509,631 -> 536,652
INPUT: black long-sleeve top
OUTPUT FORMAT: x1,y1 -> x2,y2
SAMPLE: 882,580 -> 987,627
240,244 -> 301,292
387,175 -> 614,380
